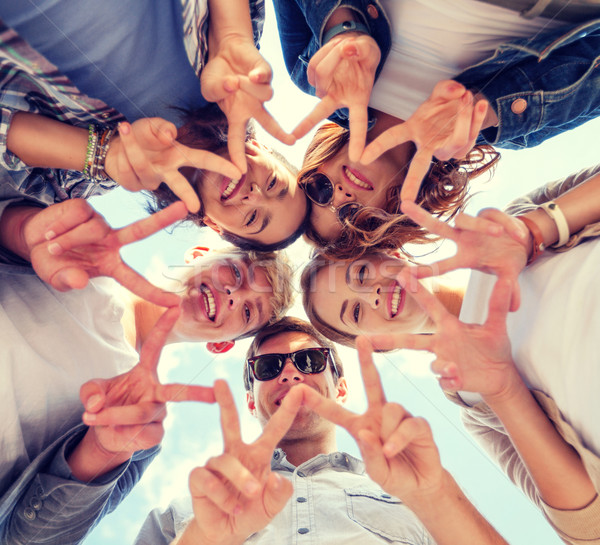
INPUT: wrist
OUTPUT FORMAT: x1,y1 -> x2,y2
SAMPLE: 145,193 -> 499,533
0,205 -> 41,260
481,368 -> 529,410
178,519 -> 244,545
67,428 -> 131,482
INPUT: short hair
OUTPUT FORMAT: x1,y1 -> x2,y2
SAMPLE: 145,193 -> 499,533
243,316 -> 344,391
219,248 -> 295,340
300,253 -> 357,347
146,106 -> 308,251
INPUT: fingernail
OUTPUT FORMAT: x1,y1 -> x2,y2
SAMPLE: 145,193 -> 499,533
383,442 -> 396,457
119,122 -> 130,135
488,224 -> 502,236
48,242 -> 62,255
45,230 -> 56,241
87,394 -> 102,410
446,83 -> 460,93
83,412 -> 96,423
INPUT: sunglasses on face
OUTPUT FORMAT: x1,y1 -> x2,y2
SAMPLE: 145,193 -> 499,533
247,347 -> 337,382
300,175 -> 362,223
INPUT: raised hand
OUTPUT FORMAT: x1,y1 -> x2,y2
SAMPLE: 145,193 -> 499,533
185,380 -> 302,544
105,118 -> 242,213
78,307 -> 215,457
402,201 -> 529,311
360,81 -> 488,203
293,33 -> 381,162
369,272 -> 520,402
201,36 -> 294,173
23,199 -> 185,307
302,337 -> 444,503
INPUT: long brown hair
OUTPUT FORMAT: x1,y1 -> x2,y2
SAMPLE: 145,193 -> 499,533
298,123 -> 499,260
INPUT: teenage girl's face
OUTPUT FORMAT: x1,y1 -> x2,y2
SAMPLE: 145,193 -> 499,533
197,141 -> 308,246
305,141 -> 413,242
310,253 -> 433,337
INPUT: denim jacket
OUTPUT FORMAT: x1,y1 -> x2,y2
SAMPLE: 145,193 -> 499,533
0,424 -> 158,545
273,0 -> 600,149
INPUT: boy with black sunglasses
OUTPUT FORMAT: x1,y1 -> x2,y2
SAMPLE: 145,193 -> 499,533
135,317 -> 508,545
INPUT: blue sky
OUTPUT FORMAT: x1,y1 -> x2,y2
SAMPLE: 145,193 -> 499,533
84,2 -> 600,543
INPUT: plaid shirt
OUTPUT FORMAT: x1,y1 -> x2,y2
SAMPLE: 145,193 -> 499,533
0,0 -> 265,207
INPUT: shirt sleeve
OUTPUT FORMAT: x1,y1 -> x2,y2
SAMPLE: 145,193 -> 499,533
0,424 -> 159,545
133,497 -> 193,545
461,402 -> 600,545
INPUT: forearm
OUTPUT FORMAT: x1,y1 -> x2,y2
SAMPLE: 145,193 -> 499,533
66,428 -> 131,483
0,205 -> 39,260
485,379 -> 596,510
405,470 -> 508,545
519,170 -> 600,250
207,0 -> 254,48
7,112 -> 88,171
173,520 -> 243,545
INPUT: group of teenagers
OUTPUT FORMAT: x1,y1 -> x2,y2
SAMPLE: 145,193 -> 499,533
1,0 -> 600,544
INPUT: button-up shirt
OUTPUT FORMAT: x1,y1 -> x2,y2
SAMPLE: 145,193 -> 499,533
134,449 -> 435,545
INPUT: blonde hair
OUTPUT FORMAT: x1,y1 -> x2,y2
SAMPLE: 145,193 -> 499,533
298,123 -> 499,260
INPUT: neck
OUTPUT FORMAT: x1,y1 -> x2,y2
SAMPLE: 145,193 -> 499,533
278,428 -> 337,467
121,293 -> 165,353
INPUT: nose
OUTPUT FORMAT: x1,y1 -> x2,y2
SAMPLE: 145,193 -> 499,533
277,359 -> 304,384
331,183 -> 355,207
224,285 -> 241,310
242,182 -> 263,203
364,285 -> 382,309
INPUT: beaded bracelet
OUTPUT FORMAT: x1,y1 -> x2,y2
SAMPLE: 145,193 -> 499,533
83,125 -> 115,182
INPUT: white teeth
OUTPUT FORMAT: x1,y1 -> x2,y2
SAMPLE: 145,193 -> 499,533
200,285 -> 216,320
391,284 -> 402,317
344,167 -> 371,189
221,178 -> 240,199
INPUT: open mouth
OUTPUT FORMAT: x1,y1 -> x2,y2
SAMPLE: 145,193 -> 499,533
199,284 -> 217,321
343,166 -> 373,190
220,175 -> 244,200
389,282 -> 405,318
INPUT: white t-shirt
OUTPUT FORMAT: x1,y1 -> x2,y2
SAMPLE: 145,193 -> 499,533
0,274 -> 138,494
459,239 -> 600,456
370,0 -> 564,120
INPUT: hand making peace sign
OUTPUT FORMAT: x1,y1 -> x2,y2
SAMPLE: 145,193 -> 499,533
185,380 -> 303,544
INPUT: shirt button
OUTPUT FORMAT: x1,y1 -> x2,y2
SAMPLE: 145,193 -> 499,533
297,472 -> 306,478
381,493 -> 392,499
30,497 -> 43,510
36,487 -> 44,496
510,98 -> 527,114
297,497 -> 307,503
367,4 -> 379,18
24,507 -> 36,521
298,528 -> 310,534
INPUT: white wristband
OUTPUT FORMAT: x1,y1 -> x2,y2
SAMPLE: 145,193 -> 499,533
539,201 -> 570,248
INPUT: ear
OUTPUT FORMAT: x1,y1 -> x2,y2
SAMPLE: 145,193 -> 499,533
183,245 -> 211,264
386,249 -> 405,260
201,216 -> 223,235
335,377 -> 349,405
246,390 -> 257,415
206,341 -> 235,354
247,139 -> 270,154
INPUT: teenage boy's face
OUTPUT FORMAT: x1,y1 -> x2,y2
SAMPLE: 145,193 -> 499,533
197,141 -> 308,246
247,331 -> 346,439
175,255 -> 273,342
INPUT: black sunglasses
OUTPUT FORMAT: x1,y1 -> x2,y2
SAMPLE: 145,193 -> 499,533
247,347 -> 337,382
300,175 -> 362,223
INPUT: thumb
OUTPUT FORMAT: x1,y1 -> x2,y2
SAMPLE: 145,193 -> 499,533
263,472 -> 293,518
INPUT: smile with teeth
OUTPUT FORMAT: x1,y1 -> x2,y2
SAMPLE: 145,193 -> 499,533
344,166 -> 372,190
221,177 -> 241,200
390,284 -> 403,318
200,284 -> 217,321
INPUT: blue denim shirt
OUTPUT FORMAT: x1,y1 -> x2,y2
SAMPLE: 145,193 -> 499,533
0,424 -> 158,545
273,0 -> 600,149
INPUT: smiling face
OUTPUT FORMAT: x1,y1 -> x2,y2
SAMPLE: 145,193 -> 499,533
175,254 -> 273,342
197,141 -> 308,246
308,253 -> 434,339
247,331 -> 346,439
305,140 -> 412,242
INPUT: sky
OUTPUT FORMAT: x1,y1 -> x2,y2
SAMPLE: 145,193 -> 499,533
84,3 -> 600,544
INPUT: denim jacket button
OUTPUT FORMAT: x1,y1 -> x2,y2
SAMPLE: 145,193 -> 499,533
24,507 -> 36,521
367,4 -> 379,18
510,98 -> 528,114
30,497 -> 43,510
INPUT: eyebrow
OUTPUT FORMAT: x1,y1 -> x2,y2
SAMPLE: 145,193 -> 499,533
340,300 -> 348,325
256,298 -> 264,324
277,185 -> 288,200
250,213 -> 271,235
